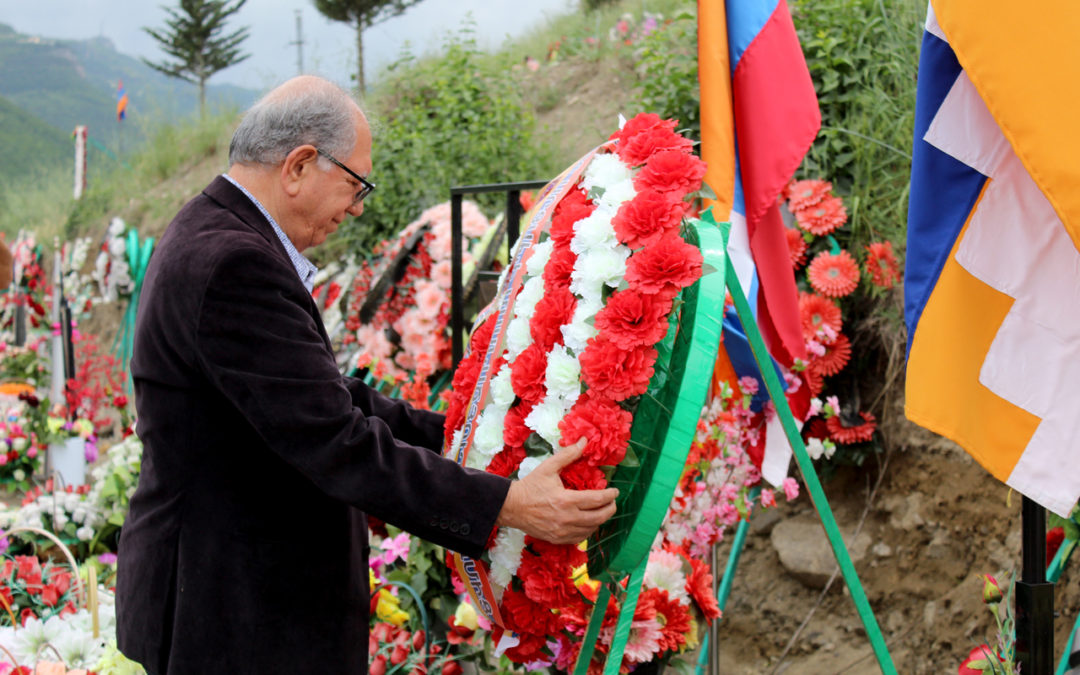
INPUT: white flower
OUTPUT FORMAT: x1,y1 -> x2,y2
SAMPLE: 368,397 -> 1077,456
806,437 -> 825,460
449,427 -> 465,459
576,245 -> 630,290
644,550 -> 690,604
582,153 -> 633,193
598,178 -> 636,211
570,209 -> 618,256
490,368 -> 516,407
11,437 -> 26,452
514,276 -> 546,320
525,396 -> 566,448
526,239 -> 555,277
76,526 -> 95,542
545,345 -> 582,403
489,527 -> 526,588
12,615 -> 64,663
473,407 -> 508,457
516,456 -> 543,480
504,316 -> 532,361
562,318 -> 599,354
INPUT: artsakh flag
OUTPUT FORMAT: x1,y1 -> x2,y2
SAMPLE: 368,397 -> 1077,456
117,80 -> 128,122
698,0 -> 820,485
905,1 -> 1080,516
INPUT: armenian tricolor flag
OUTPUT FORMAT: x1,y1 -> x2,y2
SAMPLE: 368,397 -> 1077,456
698,0 -> 820,484
117,80 -> 128,122
905,0 -> 1080,516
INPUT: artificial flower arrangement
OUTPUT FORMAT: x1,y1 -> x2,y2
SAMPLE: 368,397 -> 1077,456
781,179 -> 902,464
0,233 -> 49,342
440,112 -> 719,671
660,378 -> 801,561
91,218 -> 134,305
340,200 -> 501,390
0,555 -> 77,628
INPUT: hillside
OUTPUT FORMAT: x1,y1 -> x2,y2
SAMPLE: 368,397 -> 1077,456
0,22 -> 258,173
0,93 -> 70,181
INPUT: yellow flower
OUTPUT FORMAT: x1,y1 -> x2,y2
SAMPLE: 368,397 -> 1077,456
375,588 -> 409,626
454,601 -> 479,631
571,563 -> 599,594
74,418 -> 94,438
369,569 -> 378,593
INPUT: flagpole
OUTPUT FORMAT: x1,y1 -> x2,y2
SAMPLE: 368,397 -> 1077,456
1017,496 -> 1053,674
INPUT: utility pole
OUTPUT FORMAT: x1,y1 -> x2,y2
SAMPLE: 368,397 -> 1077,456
288,10 -> 304,75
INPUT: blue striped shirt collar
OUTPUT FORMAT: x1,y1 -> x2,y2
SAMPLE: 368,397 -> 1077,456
221,173 -> 318,293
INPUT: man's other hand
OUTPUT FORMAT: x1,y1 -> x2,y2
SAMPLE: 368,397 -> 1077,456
494,438 -> 619,545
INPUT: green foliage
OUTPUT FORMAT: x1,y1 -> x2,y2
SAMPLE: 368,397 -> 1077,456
633,8 -> 700,140
312,0 -> 424,92
143,0 -> 251,113
791,0 -> 923,247
347,29 -> 548,254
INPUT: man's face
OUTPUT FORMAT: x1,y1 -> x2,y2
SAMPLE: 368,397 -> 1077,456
295,116 -> 373,251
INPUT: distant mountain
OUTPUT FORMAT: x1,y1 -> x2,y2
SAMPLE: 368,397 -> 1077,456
0,22 -> 259,174
0,92 -> 71,184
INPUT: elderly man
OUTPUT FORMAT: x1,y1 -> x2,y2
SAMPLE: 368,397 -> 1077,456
117,76 -> 617,674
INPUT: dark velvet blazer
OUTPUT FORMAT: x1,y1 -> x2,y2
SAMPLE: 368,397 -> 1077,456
117,176 -> 511,674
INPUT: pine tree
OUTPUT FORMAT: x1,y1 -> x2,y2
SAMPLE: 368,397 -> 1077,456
311,0 -> 425,94
143,0 -> 250,117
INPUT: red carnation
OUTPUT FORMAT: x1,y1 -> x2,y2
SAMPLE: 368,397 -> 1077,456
530,283 -> 577,351
785,227 -> 808,268
625,233 -> 703,296
550,188 -> 596,247
686,557 -> 722,621
865,240 -> 901,289
826,411 -> 876,444
518,544 -> 580,607
501,587 -> 561,636
612,189 -> 687,250
542,244 -> 578,290
807,250 -> 860,298
487,445 -> 527,477
503,401 -> 535,448
614,115 -> 694,166
794,195 -> 847,236
593,287 -> 672,350
502,629 -> 549,664
799,292 -> 843,341
632,150 -> 707,198
580,338 -> 657,401
560,459 -> 608,490
559,394 -> 632,467
510,343 -> 549,404
1048,526 -> 1066,561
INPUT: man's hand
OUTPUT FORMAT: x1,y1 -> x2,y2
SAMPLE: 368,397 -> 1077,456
495,438 -> 619,545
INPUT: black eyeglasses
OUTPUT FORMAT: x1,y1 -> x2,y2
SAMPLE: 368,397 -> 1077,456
316,148 -> 376,205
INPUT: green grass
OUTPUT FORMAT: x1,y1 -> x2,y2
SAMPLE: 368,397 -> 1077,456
0,109 -> 237,244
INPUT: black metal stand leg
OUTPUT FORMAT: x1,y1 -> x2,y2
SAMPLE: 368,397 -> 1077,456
1016,496 -> 1053,675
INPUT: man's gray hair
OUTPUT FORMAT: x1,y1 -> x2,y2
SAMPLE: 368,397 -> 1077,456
229,82 -> 358,166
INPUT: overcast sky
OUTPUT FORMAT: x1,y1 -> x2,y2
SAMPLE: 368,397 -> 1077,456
2,0 -> 574,91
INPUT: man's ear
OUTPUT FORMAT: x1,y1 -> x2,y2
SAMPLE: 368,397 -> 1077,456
280,145 -> 319,197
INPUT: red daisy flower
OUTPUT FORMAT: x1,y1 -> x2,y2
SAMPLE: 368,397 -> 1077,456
785,228 -> 808,269
685,557 -> 721,621
812,332 -> 851,377
865,241 -> 901,289
794,195 -> 847,236
807,250 -> 860,298
786,179 -> 833,212
803,367 -> 824,397
798,292 -> 842,341
643,587 -> 691,653
826,411 -> 877,444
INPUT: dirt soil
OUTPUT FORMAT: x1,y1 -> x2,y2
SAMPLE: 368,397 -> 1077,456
709,406 -> 1079,674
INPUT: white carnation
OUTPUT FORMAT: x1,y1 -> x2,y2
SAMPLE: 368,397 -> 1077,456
562,318 -> 599,354
545,345 -> 582,402
806,437 -> 825,460
582,153 -> 633,193
575,245 -> 630,291
505,316 -> 532,361
525,396 -> 566,447
489,527 -> 526,588
490,368 -> 516,407
516,456 -> 544,480
526,239 -> 555,277
598,177 -> 637,211
570,209 -> 618,256
473,408 -> 508,457
514,276 -> 546,319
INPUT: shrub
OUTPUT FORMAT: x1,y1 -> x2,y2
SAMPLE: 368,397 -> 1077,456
347,28 -> 549,255
633,8 -> 700,141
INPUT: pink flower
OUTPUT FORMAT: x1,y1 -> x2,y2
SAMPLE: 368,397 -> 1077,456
381,532 -> 411,565
431,260 -> 452,289
760,490 -> 776,508
415,281 -> 446,320
782,478 -> 799,501
737,376 -> 759,396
